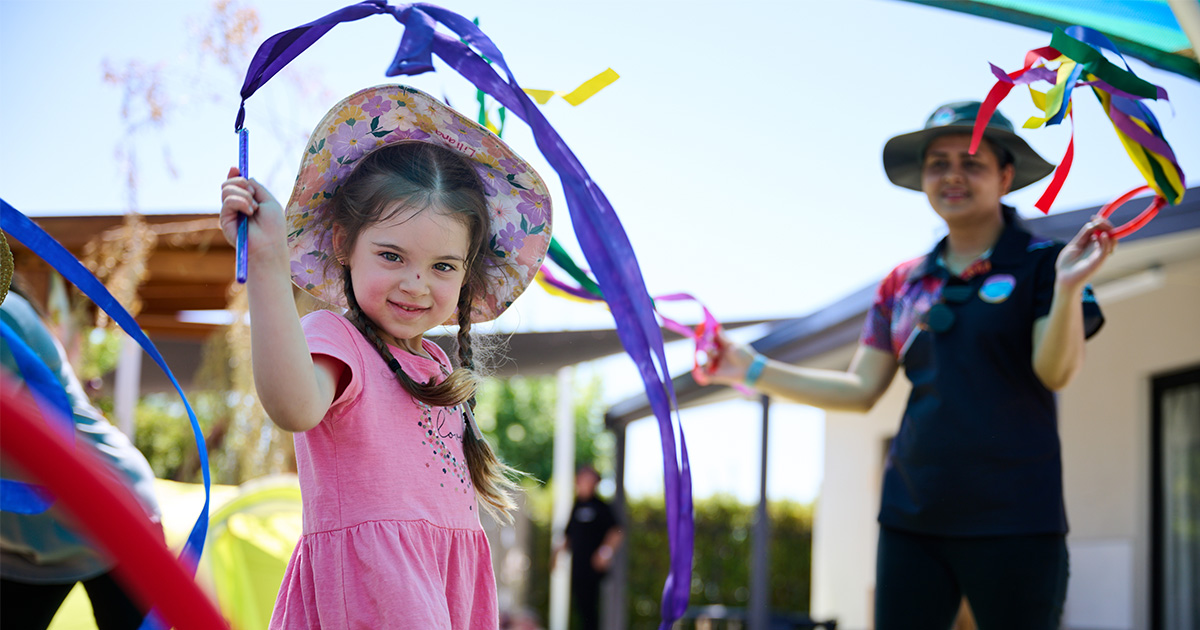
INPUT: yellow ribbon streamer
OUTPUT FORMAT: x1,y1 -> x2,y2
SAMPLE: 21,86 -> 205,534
534,270 -> 609,306
1097,90 -> 1185,203
522,68 -> 620,106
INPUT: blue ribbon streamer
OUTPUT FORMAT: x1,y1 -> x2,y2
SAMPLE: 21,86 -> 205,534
235,3 -> 693,624
1047,63 -> 1083,126
1065,25 -> 1168,141
0,321 -> 75,514
0,200 -> 211,630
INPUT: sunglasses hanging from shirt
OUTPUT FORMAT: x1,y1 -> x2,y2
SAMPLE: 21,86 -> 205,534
923,284 -> 975,334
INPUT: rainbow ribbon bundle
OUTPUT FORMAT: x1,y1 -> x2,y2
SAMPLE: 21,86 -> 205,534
972,25 -> 1185,237
234,3 -> 693,625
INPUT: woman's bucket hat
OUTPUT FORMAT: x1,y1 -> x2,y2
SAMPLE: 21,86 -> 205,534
883,101 -> 1054,192
284,84 -> 552,323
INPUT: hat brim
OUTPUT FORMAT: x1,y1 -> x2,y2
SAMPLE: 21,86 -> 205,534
882,124 -> 1054,193
284,85 -> 552,323
0,230 -> 12,306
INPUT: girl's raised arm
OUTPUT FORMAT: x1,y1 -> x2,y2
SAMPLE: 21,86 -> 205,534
220,168 -> 340,432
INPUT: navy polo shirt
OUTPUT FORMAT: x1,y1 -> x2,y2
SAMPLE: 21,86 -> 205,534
861,221 -> 1103,537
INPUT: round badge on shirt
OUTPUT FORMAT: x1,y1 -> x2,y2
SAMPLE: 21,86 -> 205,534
979,274 -> 1016,303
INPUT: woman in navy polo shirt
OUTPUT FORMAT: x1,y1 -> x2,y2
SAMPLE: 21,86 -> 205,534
698,101 -> 1112,629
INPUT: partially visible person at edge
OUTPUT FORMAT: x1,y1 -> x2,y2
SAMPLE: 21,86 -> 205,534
696,101 -> 1113,630
0,252 -> 163,630
551,464 -> 623,630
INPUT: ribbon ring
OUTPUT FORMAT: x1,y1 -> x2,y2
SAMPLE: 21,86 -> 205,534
1099,185 -> 1165,239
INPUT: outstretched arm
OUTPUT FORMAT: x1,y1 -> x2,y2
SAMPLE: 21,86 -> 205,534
219,168 -> 341,432
1033,218 -> 1114,391
696,333 -> 898,413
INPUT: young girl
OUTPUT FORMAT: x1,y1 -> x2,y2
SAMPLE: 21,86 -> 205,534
218,85 -> 552,629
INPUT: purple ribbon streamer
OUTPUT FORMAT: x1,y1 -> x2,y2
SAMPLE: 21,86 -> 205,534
1081,77 -> 1165,105
1107,102 -> 1184,182
540,267 -> 604,302
236,3 -> 694,624
990,63 -> 1057,86
1107,91 -> 1163,137
235,1 -> 390,131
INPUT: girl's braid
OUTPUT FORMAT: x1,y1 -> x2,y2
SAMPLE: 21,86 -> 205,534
455,285 -> 475,398
340,264 -> 517,521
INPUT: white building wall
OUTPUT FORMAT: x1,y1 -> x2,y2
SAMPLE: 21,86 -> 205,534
1058,256 -> 1200,630
811,381 -> 908,630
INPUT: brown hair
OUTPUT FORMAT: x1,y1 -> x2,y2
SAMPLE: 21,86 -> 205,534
323,141 -> 521,521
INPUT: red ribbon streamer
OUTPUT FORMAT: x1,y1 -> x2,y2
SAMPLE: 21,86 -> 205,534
1035,110 -> 1075,214
0,375 -> 229,630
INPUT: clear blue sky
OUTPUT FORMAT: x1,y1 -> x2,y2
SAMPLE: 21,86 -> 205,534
3,0 -> 1198,504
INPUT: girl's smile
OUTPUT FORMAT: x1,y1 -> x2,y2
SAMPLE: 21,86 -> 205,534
338,205 -> 470,355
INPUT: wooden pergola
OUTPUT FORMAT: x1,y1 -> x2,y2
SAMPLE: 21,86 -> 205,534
8,211 -> 776,392
8,212 -> 235,341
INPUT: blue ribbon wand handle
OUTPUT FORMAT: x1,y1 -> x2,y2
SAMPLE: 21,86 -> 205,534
235,127 -> 249,284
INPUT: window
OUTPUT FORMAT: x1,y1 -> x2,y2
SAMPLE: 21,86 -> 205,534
1152,366 -> 1200,630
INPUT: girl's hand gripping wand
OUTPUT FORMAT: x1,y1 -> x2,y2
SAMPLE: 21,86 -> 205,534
235,127 -> 249,284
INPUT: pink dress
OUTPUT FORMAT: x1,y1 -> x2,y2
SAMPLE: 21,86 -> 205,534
270,310 -> 497,629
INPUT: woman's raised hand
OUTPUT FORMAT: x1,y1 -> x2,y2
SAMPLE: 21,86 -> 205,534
693,328 -> 758,387
1056,216 -> 1115,292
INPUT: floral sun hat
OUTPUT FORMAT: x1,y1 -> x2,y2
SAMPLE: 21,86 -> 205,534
284,84 -> 552,323
0,230 -> 12,306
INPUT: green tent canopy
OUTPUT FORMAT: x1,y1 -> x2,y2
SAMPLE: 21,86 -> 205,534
897,0 -> 1200,80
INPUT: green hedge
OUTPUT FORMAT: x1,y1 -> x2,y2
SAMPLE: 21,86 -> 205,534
527,494 -> 814,628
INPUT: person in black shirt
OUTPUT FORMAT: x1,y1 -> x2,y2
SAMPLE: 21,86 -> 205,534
697,101 -> 1114,629
553,465 -> 623,630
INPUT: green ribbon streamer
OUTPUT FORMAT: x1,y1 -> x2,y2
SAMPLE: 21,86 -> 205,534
548,237 -> 604,298
1050,29 -> 1160,99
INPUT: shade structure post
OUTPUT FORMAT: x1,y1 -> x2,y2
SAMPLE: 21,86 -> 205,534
750,394 -> 771,630
604,422 -> 629,630
549,366 -> 576,630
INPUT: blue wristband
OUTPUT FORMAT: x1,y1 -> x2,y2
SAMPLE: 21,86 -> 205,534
744,353 -> 768,388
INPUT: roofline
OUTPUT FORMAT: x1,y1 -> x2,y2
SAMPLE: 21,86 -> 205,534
605,187 -> 1200,429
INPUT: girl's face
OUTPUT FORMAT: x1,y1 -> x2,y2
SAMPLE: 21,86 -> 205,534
921,133 -> 1014,227
339,205 -> 470,355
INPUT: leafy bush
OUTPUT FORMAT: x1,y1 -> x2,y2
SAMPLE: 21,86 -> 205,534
474,374 -> 611,485
526,494 -> 814,629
